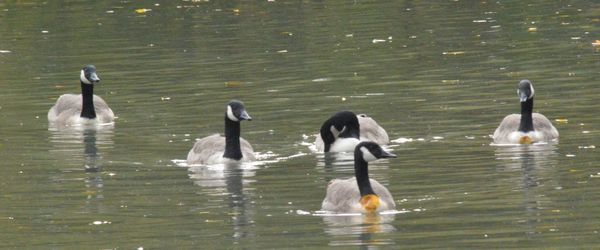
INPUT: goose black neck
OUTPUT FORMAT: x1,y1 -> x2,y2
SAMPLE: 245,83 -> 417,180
223,116 -> 243,160
354,150 -> 376,196
80,81 -> 96,119
519,97 -> 534,132
320,120 -> 338,153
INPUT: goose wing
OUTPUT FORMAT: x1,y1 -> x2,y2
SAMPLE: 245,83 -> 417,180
493,114 -> 520,143
92,95 -> 115,123
187,134 -> 226,165
358,115 -> 389,145
370,179 -> 396,210
48,94 -> 81,122
321,178 -> 361,212
240,137 -> 256,161
533,113 -> 559,140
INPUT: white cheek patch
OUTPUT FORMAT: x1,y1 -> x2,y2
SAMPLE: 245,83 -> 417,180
330,125 -> 346,138
339,126 -> 347,135
80,70 -> 91,84
227,105 -> 239,121
529,84 -> 535,98
329,125 -> 339,137
360,147 -> 377,162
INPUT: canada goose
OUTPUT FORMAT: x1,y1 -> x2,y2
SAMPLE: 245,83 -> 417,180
315,111 -> 361,153
187,100 -> 255,165
321,141 -> 397,213
315,113 -> 389,151
493,80 -> 559,144
47,65 -> 115,126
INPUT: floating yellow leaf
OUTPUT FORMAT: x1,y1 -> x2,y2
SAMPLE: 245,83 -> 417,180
83,190 -> 97,195
225,81 -> 243,87
528,27 -> 537,32
592,40 -> 600,47
233,8 -> 240,14
135,8 -> 152,14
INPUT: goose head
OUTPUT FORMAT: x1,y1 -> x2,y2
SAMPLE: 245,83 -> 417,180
80,65 -> 100,85
517,79 -> 534,102
356,141 -> 396,162
226,100 -> 252,122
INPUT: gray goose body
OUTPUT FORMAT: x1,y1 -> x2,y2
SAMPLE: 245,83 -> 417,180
187,134 -> 255,165
48,65 -> 114,126
187,100 -> 255,165
321,141 -> 397,213
322,177 -> 395,213
493,80 -> 558,144
48,94 -> 114,125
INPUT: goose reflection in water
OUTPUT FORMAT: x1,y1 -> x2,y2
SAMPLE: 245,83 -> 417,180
320,213 -> 396,248
48,125 -> 114,207
48,125 -> 114,170
494,143 -> 559,237
187,162 -> 257,241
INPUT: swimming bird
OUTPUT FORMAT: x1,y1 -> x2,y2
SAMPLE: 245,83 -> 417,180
187,100 -> 255,165
321,141 -> 397,213
47,65 -> 115,126
315,112 -> 389,152
316,111 -> 361,152
493,80 -> 559,144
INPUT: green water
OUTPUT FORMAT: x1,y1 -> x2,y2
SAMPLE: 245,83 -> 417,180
1,0 -> 599,248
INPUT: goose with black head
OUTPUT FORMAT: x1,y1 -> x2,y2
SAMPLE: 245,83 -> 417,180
48,65 -> 115,126
187,100 -> 255,165
321,141 -> 397,213
493,80 -> 559,144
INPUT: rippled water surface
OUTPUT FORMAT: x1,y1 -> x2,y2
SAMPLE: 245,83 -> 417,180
1,0 -> 599,248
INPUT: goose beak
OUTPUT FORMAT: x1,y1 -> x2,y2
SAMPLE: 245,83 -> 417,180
90,72 -> 100,83
519,92 -> 528,102
240,110 -> 252,121
380,150 -> 396,158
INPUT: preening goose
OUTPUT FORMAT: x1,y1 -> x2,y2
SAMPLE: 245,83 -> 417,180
315,113 -> 389,151
315,111 -> 361,153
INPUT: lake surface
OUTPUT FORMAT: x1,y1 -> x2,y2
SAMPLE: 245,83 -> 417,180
1,0 -> 599,248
